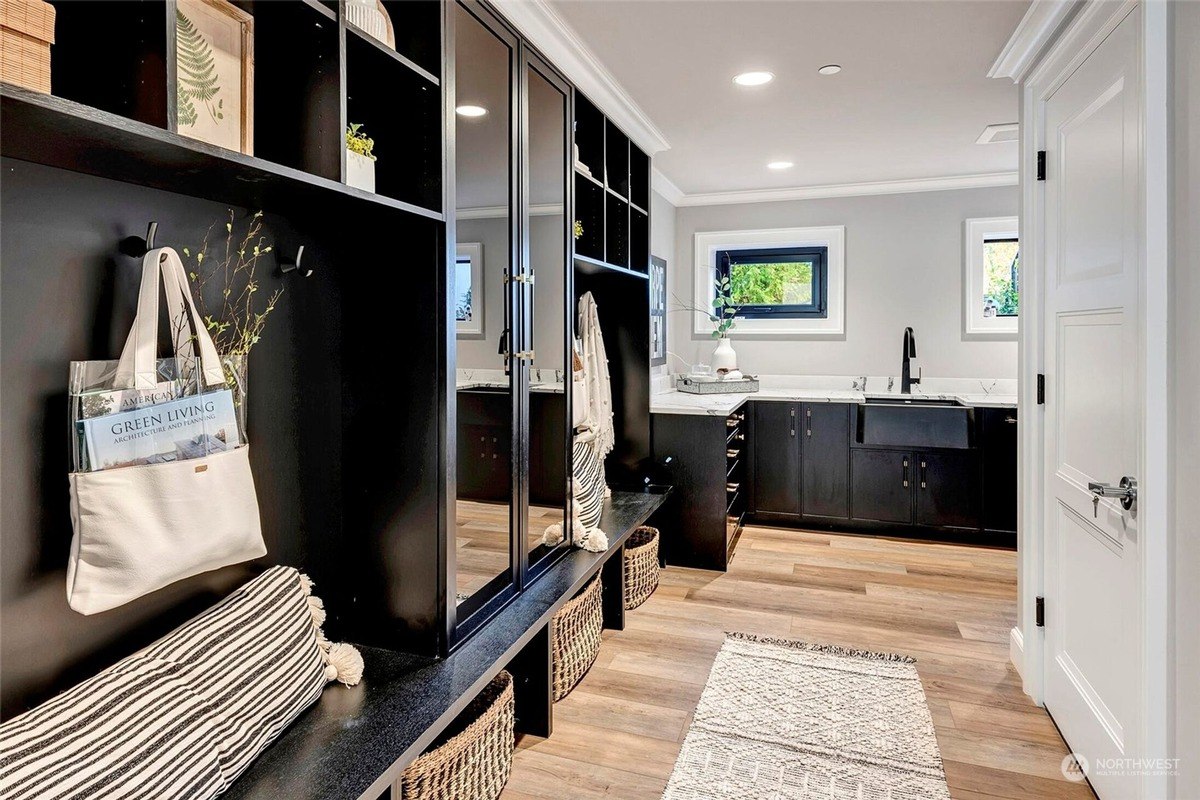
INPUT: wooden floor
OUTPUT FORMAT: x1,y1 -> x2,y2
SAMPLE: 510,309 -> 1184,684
501,524 -> 1096,800
456,501 -> 564,598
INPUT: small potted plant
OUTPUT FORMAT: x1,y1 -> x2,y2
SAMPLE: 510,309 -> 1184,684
346,123 -> 376,193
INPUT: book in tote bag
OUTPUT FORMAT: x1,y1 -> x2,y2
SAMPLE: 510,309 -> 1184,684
66,247 -> 265,615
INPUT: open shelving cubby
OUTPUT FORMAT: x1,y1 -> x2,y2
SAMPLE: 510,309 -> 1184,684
345,23 -> 442,212
572,91 -> 651,276
46,0 -> 443,216
605,193 -> 629,269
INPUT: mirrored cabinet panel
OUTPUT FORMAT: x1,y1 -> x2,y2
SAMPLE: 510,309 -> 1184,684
524,56 -> 571,575
453,0 -> 516,619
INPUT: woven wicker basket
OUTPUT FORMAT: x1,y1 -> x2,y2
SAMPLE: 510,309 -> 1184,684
551,573 -> 603,701
622,526 -> 660,610
397,671 -> 515,800
0,0 -> 54,93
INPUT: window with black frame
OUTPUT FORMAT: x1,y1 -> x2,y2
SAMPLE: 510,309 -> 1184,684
715,246 -> 828,318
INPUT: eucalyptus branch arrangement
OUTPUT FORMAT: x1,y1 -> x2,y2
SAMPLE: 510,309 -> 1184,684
668,274 -> 738,341
182,210 -> 283,360
709,274 -> 737,339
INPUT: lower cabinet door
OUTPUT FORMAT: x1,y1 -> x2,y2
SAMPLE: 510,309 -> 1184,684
915,451 -> 981,529
800,403 -> 850,520
752,402 -> 800,515
850,449 -> 912,524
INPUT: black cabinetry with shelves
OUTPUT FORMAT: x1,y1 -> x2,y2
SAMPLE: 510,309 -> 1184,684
572,93 -> 650,274
652,408 -> 746,570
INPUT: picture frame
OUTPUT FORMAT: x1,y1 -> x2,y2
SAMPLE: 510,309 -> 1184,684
170,0 -> 254,155
650,254 -> 667,366
456,243 -> 484,336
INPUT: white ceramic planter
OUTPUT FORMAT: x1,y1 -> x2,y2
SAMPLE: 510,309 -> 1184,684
347,151 -> 376,193
711,336 -> 738,373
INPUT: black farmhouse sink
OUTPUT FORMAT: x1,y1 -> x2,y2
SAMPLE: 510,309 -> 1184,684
857,398 -> 974,449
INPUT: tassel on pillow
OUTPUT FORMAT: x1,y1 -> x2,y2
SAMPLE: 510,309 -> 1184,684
298,573 -> 364,687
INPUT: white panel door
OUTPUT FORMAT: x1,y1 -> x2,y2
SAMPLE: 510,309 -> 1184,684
1042,7 -> 1142,798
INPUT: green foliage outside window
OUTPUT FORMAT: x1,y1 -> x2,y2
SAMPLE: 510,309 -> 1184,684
983,240 -> 1020,317
728,261 -> 814,306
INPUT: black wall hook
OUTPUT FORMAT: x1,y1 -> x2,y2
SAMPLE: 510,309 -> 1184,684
279,245 -> 312,277
119,221 -> 158,258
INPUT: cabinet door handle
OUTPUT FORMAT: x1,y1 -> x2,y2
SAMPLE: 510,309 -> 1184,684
903,458 -> 909,488
726,482 -> 740,492
1005,416 -> 1017,424
920,460 -> 927,489
789,408 -> 795,437
806,408 -> 812,438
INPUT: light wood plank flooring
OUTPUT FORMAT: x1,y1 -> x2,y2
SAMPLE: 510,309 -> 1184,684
456,501 -> 564,598
501,524 -> 1096,800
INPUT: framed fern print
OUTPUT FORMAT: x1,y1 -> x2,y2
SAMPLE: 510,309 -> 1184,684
171,0 -> 254,155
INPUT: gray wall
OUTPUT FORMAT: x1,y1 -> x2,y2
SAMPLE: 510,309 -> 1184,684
651,189 -> 677,264
456,215 -> 566,374
669,186 -> 1019,378
1172,3 -> 1198,795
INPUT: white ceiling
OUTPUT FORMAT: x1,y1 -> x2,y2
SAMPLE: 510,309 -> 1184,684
548,0 -> 1028,197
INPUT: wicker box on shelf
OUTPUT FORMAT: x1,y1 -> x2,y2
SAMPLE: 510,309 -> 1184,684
622,526 -> 660,610
551,573 -> 603,701
0,0 -> 54,93
397,671 -> 515,800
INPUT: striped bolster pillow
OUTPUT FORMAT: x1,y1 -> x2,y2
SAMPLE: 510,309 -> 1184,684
0,566 -> 363,800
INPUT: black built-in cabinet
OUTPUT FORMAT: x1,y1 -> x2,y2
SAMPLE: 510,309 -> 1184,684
750,402 -> 799,517
980,407 -> 1019,533
749,400 -> 1013,542
655,399 -> 1016,570
651,409 -> 746,570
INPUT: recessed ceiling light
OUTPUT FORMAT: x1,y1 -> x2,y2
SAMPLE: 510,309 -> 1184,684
817,64 -> 842,76
767,161 -> 794,170
733,71 -> 774,87
456,105 -> 488,117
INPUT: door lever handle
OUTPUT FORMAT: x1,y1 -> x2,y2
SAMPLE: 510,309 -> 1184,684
1088,477 -> 1137,513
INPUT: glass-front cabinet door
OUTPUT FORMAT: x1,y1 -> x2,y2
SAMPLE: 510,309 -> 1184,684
452,0 -> 518,631
450,2 -> 573,646
522,52 -> 572,579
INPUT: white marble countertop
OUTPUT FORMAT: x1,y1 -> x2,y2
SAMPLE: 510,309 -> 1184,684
457,380 -> 564,394
650,375 -> 1017,416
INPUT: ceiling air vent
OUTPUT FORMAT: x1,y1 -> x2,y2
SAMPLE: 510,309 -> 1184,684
976,123 -> 1019,144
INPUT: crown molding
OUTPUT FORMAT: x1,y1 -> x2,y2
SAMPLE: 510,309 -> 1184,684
988,0 -> 1079,83
651,168 -> 684,206
491,0 -> 671,155
669,172 -> 1018,207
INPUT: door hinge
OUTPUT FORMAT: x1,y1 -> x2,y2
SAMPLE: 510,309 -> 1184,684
1037,373 -> 1045,405
1036,596 -> 1045,627
1036,151 -> 1046,181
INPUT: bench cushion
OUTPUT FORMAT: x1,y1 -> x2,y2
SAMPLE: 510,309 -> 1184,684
0,566 -> 341,799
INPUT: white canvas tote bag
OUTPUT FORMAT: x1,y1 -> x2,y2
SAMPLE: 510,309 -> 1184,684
66,247 -> 265,615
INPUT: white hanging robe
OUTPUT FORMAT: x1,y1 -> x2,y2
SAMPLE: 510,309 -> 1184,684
577,291 -> 615,457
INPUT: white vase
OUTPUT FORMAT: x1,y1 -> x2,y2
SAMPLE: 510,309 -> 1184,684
711,336 -> 738,373
346,150 -> 376,193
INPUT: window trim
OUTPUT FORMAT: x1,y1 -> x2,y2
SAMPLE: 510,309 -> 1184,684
693,226 -> 845,337
455,242 -> 483,336
716,246 -> 829,319
964,217 -> 1019,338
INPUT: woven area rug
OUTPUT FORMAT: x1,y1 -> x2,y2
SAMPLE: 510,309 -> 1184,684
663,633 -> 951,800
